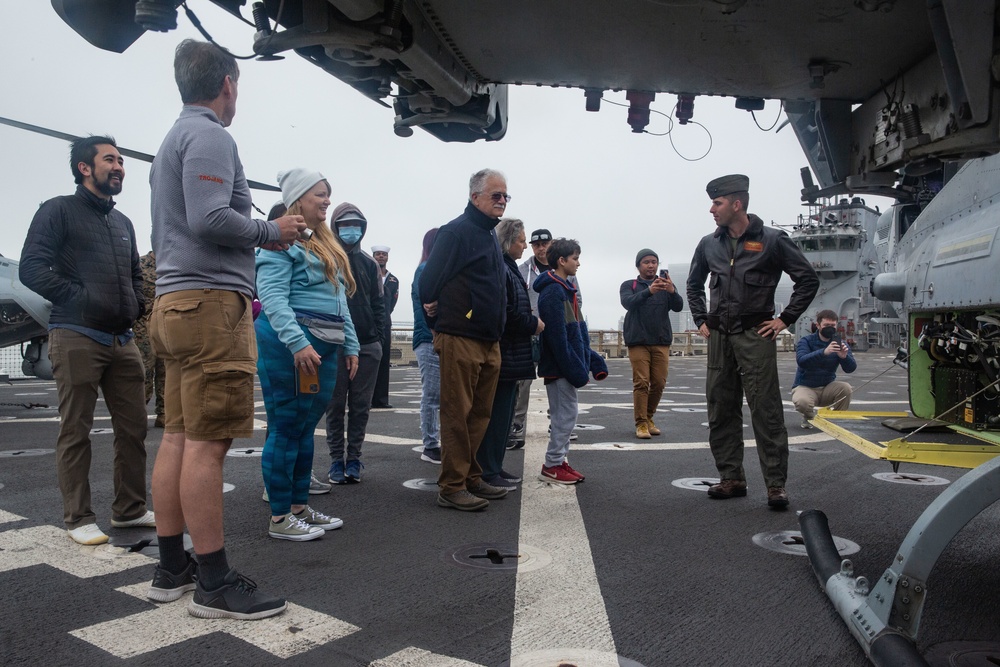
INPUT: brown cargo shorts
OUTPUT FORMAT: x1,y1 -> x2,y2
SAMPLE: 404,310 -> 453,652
150,289 -> 257,441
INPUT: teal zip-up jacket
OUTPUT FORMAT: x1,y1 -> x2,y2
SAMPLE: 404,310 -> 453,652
255,243 -> 359,356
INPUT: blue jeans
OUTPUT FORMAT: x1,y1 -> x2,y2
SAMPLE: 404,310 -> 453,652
414,342 -> 440,449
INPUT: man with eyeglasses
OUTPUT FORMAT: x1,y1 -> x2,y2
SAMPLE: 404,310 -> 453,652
419,169 -> 510,511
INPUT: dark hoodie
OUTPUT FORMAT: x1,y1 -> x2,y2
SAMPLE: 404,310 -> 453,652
331,202 -> 385,346
534,270 -> 608,388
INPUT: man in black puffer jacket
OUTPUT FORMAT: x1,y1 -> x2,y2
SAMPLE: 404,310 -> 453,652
19,136 -> 152,545
475,218 -> 542,490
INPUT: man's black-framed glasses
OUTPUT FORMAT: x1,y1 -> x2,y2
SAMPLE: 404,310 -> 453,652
486,192 -> 512,202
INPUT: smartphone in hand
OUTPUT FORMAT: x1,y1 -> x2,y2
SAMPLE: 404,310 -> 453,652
659,269 -> 669,279
297,367 -> 320,394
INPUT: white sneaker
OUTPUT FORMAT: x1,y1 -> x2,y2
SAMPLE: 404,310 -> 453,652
800,413 -> 815,429
111,510 -> 156,528
67,524 -> 109,545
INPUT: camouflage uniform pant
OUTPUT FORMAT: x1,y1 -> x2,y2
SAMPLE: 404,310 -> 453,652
134,332 -> 165,420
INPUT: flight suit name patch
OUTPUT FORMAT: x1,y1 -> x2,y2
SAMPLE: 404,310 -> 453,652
744,241 -> 763,252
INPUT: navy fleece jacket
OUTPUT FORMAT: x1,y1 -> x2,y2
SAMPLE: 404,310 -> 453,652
534,270 -> 608,388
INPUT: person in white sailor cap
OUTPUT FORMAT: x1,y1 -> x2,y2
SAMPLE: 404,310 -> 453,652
370,244 -> 398,409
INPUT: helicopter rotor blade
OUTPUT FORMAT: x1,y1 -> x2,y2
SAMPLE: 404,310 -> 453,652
0,115 -> 279,192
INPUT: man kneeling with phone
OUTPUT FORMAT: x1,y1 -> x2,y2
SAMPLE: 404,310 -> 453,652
791,309 -> 857,429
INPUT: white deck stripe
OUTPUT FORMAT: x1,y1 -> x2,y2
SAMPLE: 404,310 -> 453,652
0,525 -> 152,576
70,582 -> 360,659
0,509 -> 26,525
370,647 -> 485,666
572,432 -> 835,451
510,404 -> 618,663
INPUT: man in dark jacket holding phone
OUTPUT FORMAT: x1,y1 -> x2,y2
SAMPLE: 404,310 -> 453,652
620,248 -> 684,440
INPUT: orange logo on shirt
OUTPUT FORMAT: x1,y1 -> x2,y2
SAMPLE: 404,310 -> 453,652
744,241 -> 763,252
198,174 -> 224,184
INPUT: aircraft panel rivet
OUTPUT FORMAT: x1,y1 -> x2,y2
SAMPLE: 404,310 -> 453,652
914,585 -> 922,593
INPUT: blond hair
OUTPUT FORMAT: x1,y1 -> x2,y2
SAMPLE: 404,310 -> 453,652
287,185 -> 356,297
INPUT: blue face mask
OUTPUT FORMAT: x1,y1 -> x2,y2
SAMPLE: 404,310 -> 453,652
338,227 -> 362,245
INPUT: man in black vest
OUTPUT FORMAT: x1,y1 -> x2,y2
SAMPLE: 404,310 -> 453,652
20,136 -> 153,545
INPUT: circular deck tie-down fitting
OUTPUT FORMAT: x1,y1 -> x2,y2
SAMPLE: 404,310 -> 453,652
872,472 -> 950,485
753,530 -> 860,557
402,478 -> 438,492
924,641 -> 1000,666
226,447 -> 263,457
441,542 -> 551,573
0,448 -> 54,457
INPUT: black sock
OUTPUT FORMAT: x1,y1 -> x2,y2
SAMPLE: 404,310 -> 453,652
195,547 -> 230,591
157,533 -> 189,574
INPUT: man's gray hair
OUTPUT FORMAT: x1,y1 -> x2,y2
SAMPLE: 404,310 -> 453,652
469,168 -> 506,198
496,218 -> 525,256
174,39 -> 239,104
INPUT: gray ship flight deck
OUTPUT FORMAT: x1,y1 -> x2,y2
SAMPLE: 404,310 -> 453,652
1,354 -> 997,666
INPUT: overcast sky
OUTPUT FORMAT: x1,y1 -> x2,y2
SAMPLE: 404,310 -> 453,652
0,2 -> 888,329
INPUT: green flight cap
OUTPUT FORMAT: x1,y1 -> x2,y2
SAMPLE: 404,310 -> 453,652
706,174 -> 750,198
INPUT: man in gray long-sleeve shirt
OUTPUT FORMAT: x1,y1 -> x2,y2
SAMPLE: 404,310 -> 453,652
145,39 -> 305,620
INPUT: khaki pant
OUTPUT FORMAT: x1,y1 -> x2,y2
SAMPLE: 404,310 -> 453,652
48,328 -> 149,529
150,290 -> 257,441
792,382 -> 852,416
433,332 -> 500,495
628,344 -> 670,426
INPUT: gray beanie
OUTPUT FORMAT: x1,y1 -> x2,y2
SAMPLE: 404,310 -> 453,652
278,168 -> 326,209
635,248 -> 658,266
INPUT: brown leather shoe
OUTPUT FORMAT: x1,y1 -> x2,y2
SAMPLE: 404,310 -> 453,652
647,419 -> 661,436
707,479 -> 747,499
636,422 -> 651,439
767,486 -> 790,509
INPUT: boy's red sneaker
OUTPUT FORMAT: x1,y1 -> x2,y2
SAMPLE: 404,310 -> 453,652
540,464 -> 580,485
561,461 -> 585,481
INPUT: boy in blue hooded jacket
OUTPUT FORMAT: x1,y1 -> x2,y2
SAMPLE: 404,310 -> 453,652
534,238 -> 608,484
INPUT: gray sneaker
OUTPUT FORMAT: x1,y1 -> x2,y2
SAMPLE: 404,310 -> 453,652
437,490 -> 489,511
293,506 -> 343,530
267,515 -> 325,542
309,473 -> 332,494
467,479 -> 508,500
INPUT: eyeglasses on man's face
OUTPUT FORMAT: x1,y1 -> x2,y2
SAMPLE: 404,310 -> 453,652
481,192 -> 511,203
